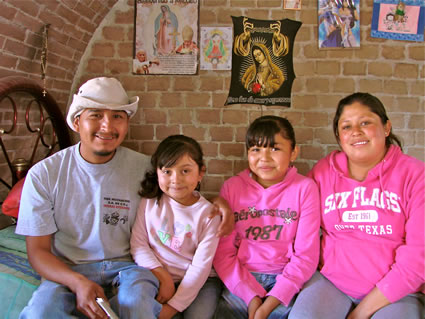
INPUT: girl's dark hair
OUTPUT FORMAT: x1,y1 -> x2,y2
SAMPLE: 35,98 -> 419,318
246,115 -> 296,150
140,135 -> 204,200
333,92 -> 402,150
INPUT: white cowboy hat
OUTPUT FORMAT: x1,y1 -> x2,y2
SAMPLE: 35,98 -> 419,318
66,77 -> 139,131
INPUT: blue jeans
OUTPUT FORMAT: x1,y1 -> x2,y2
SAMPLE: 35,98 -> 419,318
19,260 -> 161,319
172,276 -> 222,319
289,271 -> 425,319
215,272 -> 293,319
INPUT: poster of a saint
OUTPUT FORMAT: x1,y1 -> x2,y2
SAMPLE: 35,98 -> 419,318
200,27 -> 232,70
134,1 -> 199,75
225,16 -> 302,107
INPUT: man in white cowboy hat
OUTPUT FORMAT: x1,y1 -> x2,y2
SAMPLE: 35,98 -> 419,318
16,77 -> 157,319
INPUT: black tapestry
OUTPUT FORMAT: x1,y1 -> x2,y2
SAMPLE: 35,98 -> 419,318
225,16 -> 302,107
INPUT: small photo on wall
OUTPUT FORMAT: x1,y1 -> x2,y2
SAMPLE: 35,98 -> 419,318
284,0 -> 302,10
318,0 -> 361,49
371,0 -> 425,42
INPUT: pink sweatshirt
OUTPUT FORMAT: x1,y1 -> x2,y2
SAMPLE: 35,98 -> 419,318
130,193 -> 220,312
308,145 -> 425,302
213,167 -> 320,306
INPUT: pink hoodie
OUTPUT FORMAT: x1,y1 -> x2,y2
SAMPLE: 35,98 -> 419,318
213,166 -> 320,307
308,145 -> 425,302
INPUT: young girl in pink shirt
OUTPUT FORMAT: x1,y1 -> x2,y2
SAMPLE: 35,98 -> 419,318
130,135 -> 222,319
213,116 -> 320,319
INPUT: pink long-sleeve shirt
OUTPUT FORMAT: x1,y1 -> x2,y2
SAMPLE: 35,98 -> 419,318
213,167 -> 320,306
308,145 -> 425,302
130,193 -> 220,312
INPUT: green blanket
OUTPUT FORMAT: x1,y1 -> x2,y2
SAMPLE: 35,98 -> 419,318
0,226 -> 40,319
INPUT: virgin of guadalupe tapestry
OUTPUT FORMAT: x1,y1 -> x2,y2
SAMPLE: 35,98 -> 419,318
225,16 -> 302,107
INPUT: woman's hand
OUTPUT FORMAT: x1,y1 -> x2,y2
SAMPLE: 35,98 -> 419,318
347,287 -> 390,319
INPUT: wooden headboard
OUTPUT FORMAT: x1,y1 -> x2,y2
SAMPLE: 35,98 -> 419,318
0,76 -> 72,197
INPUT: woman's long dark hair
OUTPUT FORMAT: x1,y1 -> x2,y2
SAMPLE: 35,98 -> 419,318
333,92 -> 402,150
140,135 -> 204,201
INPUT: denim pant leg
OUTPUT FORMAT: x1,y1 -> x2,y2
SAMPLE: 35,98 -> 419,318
215,286 -> 248,319
288,271 -> 353,319
108,262 -> 162,319
19,278 -> 81,319
371,293 -> 425,319
251,273 -> 292,319
215,272 -> 292,319
19,261 -> 112,319
182,276 -> 223,319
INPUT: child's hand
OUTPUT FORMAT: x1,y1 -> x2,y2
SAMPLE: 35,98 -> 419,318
158,304 -> 178,319
209,196 -> 235,237
248,296 -> 262,319
253,296 -> 281,319
151,267 -> 175,304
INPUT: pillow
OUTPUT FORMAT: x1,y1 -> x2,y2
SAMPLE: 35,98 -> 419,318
2,178 -> 25,218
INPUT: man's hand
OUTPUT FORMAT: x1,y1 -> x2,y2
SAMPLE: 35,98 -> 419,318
26,235 -> 108,318
209,196 -> 235,237
151,267 -> 176,304
70,275 -> 108,319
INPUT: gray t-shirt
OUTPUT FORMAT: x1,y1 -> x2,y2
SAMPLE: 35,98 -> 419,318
16,143 -> 151,264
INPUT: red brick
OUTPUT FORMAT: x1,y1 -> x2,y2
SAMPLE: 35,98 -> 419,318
57,4 -> 80,25
102,26 -> 125,41
208,159 -> 233,175
156,125 -> 180,140
182,126 -> 207,142
197,110 -> 220,124
0,21 -> 26,41
106,60 -> 131,74
223,110 -> 247,125
92,43 -> 115,57
210,126 -> 233,141
169,109 -> 193,124
220,143 -> 245,157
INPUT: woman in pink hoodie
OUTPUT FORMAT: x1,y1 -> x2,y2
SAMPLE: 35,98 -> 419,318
289,93 -> 424,319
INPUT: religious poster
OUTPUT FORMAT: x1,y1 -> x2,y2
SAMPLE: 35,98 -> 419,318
200,27 -> 232,70
371,0 -> 425,42
318,0 -> 361,49
133,1 -> 199,75
225,16 -> 302,107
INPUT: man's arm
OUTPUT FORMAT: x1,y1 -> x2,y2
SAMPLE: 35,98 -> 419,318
209,196 -> 235,237
26,235 -> 108,319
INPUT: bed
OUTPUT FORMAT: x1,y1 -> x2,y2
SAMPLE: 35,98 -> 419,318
0,76 -> 72,318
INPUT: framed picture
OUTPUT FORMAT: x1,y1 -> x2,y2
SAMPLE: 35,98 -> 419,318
133,2 -> 199,75
284,0 -> 302,10
371,0 -> 425,42
200,27 -> 232,71
318,0 -> 361,49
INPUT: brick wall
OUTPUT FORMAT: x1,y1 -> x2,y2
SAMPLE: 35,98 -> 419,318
0,0 -> 424,198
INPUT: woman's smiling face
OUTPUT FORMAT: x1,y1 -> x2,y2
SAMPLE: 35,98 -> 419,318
337,102 -> 391,168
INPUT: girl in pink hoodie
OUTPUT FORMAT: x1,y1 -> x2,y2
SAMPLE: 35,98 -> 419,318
213,116 -> 320,319
289,93 -> 424,319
